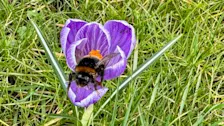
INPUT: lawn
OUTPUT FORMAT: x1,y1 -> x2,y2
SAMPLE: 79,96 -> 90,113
0,0 -> 224,125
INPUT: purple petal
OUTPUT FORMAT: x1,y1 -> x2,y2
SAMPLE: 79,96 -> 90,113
66,38 -> 87,71
60,19 -> 87,53
104,20 -> 136,57
104,46 -> 127,80
68,81 -> 108,107
60,27 -> 70,53
75,22 -> 111,56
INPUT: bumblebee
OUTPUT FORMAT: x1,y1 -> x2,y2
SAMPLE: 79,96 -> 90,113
68,50 -> 117,89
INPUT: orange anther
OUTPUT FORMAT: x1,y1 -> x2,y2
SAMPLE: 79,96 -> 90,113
89,50 -> 103,60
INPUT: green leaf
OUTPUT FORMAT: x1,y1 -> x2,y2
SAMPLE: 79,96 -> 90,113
29,17 -> 67,92
94,34 -> 182,118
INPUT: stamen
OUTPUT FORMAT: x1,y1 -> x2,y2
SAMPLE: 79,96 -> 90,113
89,50 -> 103,60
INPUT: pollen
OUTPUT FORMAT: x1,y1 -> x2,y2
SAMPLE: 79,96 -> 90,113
89,50 -> 103,60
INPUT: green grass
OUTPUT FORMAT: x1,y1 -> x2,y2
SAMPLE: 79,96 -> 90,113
0,0 -> 224,125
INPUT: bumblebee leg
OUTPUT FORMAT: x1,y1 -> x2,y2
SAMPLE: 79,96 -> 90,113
94,83 -> 97,90
91,73 -> 102,86
92,78 -> 102,87
93,83 -> 101,95
68,72 -> 76,91
89,77 -> 97,90
96,65 -> 105,84
100,69 -> 104,84
92,79 -> 102,96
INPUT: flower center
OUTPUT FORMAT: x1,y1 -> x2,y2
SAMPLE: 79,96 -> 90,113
88,50 -> 103,60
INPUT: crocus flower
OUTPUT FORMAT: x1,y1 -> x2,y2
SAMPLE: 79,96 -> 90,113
60,19 -> 136,107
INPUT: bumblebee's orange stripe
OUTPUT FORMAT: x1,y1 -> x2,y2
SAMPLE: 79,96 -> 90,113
75,66 -> 96,74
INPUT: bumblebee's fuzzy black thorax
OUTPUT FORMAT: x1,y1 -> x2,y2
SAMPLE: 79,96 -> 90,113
77,57 -> 100,69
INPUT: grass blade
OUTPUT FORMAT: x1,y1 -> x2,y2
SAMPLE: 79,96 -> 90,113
94,34 -> 182,118
122,84 -> 137,126
193,104 -> 224,126
147,74 -> 160,110
179,68 -> 193,115
29,18 -> 67,91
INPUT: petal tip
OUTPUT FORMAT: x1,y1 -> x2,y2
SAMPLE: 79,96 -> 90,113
68,82 -> 108,108
104,20 -> 136,57
65,19 -> 87,27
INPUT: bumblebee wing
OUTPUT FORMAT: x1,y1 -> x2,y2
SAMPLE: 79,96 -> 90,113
95,53 -> 119,68
94,53 -> 119,83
